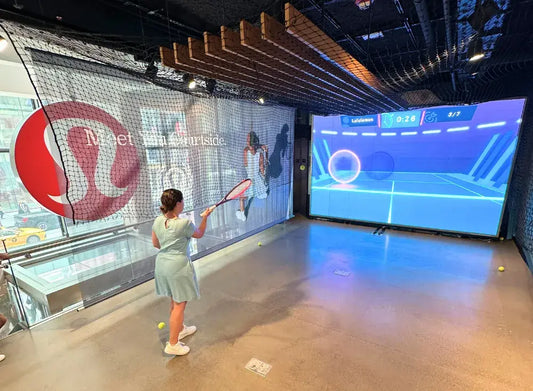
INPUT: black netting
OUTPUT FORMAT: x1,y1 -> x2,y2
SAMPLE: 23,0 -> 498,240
1,20 -> 294,224
291,0 -> 533,106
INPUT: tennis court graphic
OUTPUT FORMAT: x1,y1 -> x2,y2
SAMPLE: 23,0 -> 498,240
311,171 -> 506,235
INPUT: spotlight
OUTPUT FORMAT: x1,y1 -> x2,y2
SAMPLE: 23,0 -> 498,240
355,0 -> 373,11
0,36 -> 8,52
258,97 -> 265,104
183,74 -> 196,89
467,37 -> 484,62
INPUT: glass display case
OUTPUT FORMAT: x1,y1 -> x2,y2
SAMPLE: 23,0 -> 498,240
3,231 -> 157,325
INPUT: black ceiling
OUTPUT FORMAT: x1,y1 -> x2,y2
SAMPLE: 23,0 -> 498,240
1,0 -> 532,108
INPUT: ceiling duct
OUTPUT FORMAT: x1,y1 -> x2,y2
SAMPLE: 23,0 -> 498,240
468,0 -> 501,32
413,0 -> 435,52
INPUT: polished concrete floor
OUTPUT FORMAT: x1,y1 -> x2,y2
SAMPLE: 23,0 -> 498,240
1,217 -> 533,390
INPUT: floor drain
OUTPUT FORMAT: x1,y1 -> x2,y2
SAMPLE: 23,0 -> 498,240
245,358 -> 272,377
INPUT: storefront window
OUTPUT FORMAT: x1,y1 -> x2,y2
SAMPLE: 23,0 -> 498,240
0,95 -> 37,148
0,94 -> 126,250
0,96 -> 63,250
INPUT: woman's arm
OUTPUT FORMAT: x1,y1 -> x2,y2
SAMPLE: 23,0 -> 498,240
259,145 -> 268,176
152,231 -> 161,249
259,152 -> 265,176
261,144 -> 268,162
192,208 -> 212,238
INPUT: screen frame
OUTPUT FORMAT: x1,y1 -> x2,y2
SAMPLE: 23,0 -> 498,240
308,97 -> 528,238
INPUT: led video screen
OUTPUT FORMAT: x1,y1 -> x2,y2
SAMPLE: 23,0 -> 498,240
310,98 -> 526,236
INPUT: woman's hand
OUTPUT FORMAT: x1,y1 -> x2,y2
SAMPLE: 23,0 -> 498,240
194,209 -> 212,238
201,207 -> 213,218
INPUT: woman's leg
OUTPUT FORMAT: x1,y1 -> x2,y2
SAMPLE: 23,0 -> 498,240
169,300 -> 187,345
244,196 -> 254,216
239,196 -> 247,212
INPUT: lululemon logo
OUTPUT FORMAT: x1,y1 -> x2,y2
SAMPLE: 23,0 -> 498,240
12,101 -> 140,220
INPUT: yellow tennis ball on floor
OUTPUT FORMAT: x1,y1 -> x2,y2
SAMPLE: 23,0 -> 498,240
498,266 -> 505,272
258,242 -> 262,246
158,322 -> 166,329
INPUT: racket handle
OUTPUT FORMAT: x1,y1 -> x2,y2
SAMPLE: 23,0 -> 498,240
200,205 -> 216,217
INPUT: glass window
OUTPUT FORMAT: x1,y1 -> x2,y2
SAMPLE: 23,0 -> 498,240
0,96 -> 37,149
0,94 -> 126,246
0,97 -> 64,250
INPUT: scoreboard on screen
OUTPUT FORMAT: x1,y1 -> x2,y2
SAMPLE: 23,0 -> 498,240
340,105 -> 478,129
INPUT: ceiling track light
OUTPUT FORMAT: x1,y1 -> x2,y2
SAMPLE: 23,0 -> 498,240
0,35 -> 8,52
181,73 -> 197,89
467,36 -> 485,62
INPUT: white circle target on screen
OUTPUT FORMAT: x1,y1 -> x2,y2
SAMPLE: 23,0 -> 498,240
328,149 -> 361,184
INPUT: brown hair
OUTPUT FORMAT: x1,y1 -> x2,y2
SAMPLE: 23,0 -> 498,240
249,131 -> 260,147
160,189 -> 183,214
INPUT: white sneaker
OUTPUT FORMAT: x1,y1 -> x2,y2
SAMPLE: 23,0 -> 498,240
235,210 -> 247,221
0,354 -> 5,362
179,324 -> 197,339
164,342 -> 190,356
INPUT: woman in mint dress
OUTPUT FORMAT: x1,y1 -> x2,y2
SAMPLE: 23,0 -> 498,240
152,189 -> 212,356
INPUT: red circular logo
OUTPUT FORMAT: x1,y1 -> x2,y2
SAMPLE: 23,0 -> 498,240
12,101 -> 140,221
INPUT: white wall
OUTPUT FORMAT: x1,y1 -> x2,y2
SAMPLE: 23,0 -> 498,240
0,43 -> 36,97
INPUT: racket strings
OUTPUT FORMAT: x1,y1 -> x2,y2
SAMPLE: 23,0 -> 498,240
226,180 -> 252,200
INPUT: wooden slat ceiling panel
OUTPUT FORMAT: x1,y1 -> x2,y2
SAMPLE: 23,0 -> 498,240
261,12 -> 395,112
240,19 -> 364,111
205,32 -> 336,108
158,3 -> 402,114
175,42 -> 295,102
198,34 -> 316,104
220,26 -> 353,112
164,45 -> 319,111
284,3 -> 385,91
162,45 -> 229,85
188,37 -> 301,101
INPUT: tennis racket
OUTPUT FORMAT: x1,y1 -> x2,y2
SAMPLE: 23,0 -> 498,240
200,179 -> 252,217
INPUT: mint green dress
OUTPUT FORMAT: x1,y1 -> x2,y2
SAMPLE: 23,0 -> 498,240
152,216 -> 200,302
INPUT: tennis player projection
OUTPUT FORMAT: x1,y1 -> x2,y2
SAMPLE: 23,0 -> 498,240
310,98 -> 526,236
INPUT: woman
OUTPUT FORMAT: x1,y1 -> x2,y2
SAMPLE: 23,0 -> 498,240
236,131 -> 269,221
152,189 -> 212,356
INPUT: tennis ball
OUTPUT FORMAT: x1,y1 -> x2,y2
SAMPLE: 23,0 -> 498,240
498,266 -> 505,272
158,322 -> 166,329
258,242 -> 262,246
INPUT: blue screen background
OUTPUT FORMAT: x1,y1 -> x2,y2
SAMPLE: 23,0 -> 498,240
310,98 -> 526,236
